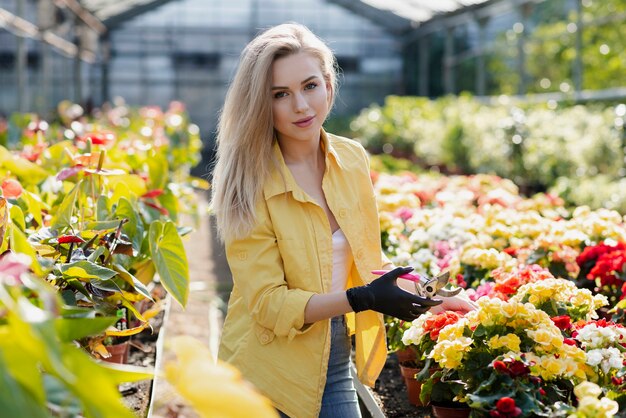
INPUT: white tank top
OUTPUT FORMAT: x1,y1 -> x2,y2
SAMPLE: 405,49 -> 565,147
331,229 -> 353,293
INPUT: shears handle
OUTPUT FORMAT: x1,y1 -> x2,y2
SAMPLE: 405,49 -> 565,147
371,270 -> 422,282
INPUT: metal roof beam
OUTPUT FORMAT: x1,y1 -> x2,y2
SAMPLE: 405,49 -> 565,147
0,7 -> 95,62
326,0 -> 413,36
101,0 -> 178,29
54,0 -> 107,34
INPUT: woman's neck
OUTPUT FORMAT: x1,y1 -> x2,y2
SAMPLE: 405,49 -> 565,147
278,135 -> 323,168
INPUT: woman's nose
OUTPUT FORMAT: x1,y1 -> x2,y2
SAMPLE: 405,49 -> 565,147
293,93 -> 309,113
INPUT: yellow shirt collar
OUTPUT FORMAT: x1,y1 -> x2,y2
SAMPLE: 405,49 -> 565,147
263,129 -> 342,200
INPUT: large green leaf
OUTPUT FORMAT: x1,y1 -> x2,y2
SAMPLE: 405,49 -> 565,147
58,344 -> 144,418
149,220 -> 189,307
9,204 -> 25,231
0,338 -> 46,406
115,197 -> 143,251
0,147 -> 49,186
54,316 -> 118,342
19,190 -> 44,228
9,225 -> 43,276
60,260 -> 117,281
0,354 -> 49,418
146,152 -> 168,191
50,180 -> 81,231
107,175 -> 147,201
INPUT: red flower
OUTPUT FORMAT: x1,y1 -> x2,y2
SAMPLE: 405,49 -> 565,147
1,178 -> 23,199
563,338 -> 577,346
141,189 -> 164,199
493,360 -> 508,373
58,235 -> 86,244
496,398 -> 521,417
79,131 -> 116,147
508,361 -> 530,377
551,315 -> 572,330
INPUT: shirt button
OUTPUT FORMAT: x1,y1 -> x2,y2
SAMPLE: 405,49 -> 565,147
356,249 -> 364,259
339,208 -> 348,218
260,333 -> 270,344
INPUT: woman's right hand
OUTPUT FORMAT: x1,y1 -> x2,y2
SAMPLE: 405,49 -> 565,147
346,267 -> 442,321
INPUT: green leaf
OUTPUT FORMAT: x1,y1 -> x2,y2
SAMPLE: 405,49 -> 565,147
9,224 -> 43,276
50,180 -> 81,231
57,344 -> 142,418
19,190 -> 44,228
54,316 -> 118,342
60,260 -> 117,281
149,220 -> 189,307
96,195 -> 110,221
9,204 -> 25,231
85,220 -> 124,231
146,153 -> 168,191
115,197 -> 143,252
0,354 -> 49,418
107,175 -> 147,201
0,148 -> 49,186
43,374 -> 83,417
158,188 -> 179,222
113,263 -> 153,301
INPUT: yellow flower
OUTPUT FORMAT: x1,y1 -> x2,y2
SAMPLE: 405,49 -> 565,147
487,334 -> 521,352
431,337 -> 473,369
538,356 -> 566,380
574,382 -> 602,399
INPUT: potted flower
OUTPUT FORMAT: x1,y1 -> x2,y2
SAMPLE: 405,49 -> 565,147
421,297 -> 591,417
401,310 -> 464,407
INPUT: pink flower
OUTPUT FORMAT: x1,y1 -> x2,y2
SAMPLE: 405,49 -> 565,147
0,252 -> 32,285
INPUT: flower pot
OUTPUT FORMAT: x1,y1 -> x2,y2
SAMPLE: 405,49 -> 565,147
395,347 -> 416,364
431,404 -> 471,418
102,340 -> 130,364
399,364 -> 425,406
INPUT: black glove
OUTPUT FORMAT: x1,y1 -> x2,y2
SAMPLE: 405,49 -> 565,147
346,266 -> 442,321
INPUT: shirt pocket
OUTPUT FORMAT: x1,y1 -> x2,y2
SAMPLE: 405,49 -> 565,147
254,323 -> 275,345
276,238 -> 313,289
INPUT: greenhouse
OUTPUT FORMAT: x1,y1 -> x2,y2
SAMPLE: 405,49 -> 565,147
1,0 -> 626,417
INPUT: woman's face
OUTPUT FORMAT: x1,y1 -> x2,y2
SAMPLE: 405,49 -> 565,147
271,52 -> 332,145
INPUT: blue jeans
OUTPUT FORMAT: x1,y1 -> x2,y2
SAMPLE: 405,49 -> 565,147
279,316 -> 361,418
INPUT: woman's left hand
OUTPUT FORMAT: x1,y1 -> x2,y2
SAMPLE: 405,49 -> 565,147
429,293 -> 477,314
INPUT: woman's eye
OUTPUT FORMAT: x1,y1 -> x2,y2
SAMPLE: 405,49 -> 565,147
274,91 -> 287,99
304,82 -> 318,90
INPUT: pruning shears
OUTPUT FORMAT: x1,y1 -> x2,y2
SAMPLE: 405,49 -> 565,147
371,270 -> 462,299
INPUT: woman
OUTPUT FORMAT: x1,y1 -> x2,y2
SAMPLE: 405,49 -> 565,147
211,23 -> 474,418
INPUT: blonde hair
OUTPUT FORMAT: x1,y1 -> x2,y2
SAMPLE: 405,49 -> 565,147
210,23 -> 338,241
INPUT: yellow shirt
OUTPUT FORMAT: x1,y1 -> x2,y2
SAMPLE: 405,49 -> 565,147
218,131 -> 388,418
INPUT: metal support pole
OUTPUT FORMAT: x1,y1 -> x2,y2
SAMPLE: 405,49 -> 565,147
16,0 -> 27,112
73,27 -> 82,104
443,27 -> 455,94
573,0 -> 583,92
418,35 -> 429,97
517,3 -> 532,95
475,16 -> 489,96
100,32 -> 110,104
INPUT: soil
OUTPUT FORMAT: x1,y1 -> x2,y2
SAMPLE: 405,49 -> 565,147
119,307 -> 165,417
371,353 -> 432,418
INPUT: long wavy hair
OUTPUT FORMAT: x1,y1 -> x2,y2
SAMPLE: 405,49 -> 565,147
210,23 -> 338,241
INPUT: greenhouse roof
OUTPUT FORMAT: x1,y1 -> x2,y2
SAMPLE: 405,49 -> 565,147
362,0 -> 491,23
328,0 -> 492,34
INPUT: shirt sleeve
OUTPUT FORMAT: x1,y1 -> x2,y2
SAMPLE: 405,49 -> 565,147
224,199 -> 316,340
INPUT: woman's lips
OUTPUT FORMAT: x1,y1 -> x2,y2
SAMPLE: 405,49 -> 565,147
293,116 -> 315,128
